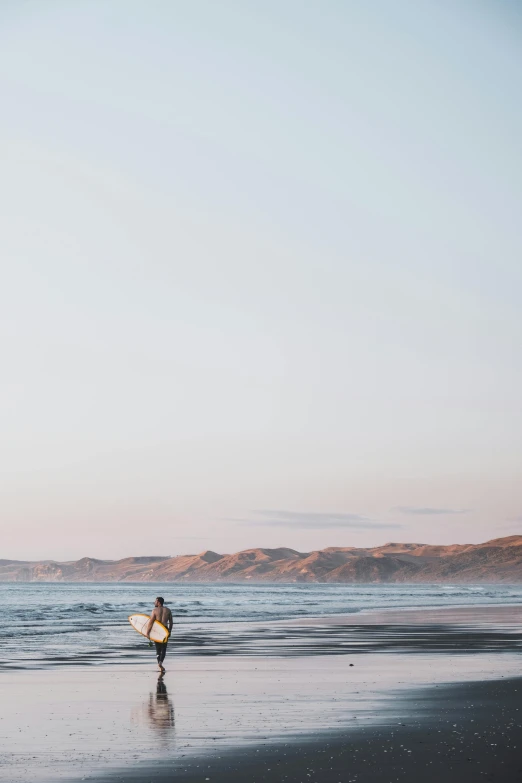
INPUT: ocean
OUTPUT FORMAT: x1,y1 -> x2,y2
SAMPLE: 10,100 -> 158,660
2,581 -> 521,669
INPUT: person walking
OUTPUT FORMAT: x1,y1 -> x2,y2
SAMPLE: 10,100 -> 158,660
146,596 -> 173,672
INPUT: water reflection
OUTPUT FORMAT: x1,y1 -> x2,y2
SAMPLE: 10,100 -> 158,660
131,673 -> 175,744
148,673 -> 175,733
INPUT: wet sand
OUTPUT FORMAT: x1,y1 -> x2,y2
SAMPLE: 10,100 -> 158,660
89,676 -> 522,783
298,603 -> 522,628
1,605 -> 521,782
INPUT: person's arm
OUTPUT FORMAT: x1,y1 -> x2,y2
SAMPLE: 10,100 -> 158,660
146,608 -> 157,638
167,609 -> 173,636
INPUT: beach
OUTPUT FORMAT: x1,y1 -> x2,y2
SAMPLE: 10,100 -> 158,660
4,1 -> 522,779
90,677 -> 522,783
1,603 -> 521,782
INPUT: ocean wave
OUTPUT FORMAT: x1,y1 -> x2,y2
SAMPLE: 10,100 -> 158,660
2,582 -> 522,670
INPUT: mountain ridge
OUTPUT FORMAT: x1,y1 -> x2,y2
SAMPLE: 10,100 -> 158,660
2,535 -> 522,582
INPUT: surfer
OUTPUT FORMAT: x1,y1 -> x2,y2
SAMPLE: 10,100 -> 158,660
146,597 -> 173,672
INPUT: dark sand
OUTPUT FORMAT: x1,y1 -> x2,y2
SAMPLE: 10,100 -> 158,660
88,676 -> 522,783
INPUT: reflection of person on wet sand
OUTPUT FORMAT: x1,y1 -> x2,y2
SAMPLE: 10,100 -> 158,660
147,673 -> 175,731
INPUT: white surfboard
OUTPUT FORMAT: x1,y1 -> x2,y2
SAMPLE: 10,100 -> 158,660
128,613 -> 170,643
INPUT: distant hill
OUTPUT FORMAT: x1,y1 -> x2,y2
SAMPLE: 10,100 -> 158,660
2,536 -> 522,582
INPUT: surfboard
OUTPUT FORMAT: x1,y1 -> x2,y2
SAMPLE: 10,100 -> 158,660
128,613 -> 170,643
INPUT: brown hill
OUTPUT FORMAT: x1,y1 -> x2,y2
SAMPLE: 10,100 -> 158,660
2,536 -> 522,583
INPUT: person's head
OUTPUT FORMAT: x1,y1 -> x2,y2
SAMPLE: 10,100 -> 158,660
155,596 -> 164,607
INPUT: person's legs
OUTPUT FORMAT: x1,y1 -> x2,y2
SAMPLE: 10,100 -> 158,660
154,641 -> 167,668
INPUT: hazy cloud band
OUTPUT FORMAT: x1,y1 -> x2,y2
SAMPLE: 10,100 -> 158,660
392,506 -> 471,515
231,510 -> 402,530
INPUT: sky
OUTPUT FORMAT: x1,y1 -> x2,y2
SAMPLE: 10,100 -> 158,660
1,0 -> 522,560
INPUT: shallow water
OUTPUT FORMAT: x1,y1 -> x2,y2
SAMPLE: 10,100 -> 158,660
1,582 -> 522,669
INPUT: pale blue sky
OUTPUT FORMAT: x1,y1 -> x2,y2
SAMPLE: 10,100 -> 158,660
1,1 -> 521,559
